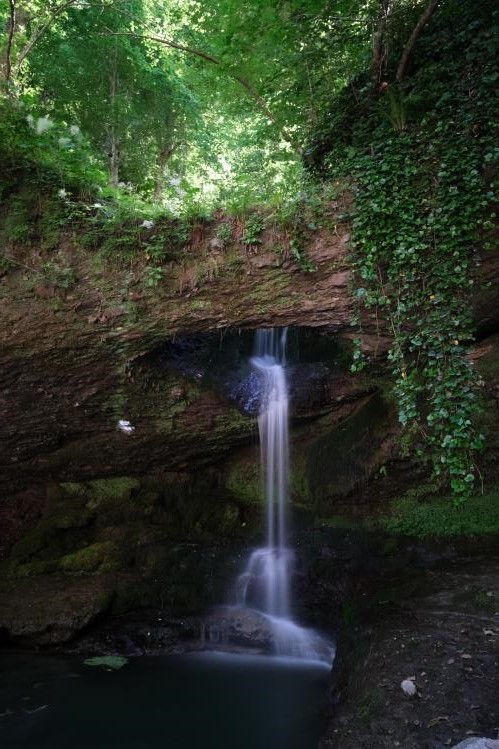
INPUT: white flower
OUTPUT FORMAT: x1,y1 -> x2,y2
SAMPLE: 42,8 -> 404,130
170,177 -> 181,186
26,114 -> 35,128
36,116 -> 53,135
58,189 -> 68,198
141,220 -> 155,229
92,203 -> 103,209
69,125 -> 81,137
58,137 -> 72,148
117,419 -> 135,434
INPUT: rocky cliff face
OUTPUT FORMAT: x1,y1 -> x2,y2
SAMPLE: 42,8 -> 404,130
0,222 -> 353,495
1,213 -> 499,645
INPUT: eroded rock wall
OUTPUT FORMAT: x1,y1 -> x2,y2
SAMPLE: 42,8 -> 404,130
1,214 -> 499,645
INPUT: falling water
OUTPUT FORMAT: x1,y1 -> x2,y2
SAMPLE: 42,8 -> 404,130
233,329 -> 334,664
236,328 -> 291,617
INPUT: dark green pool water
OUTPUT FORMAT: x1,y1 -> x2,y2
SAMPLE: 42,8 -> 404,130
0,652 -> 330,748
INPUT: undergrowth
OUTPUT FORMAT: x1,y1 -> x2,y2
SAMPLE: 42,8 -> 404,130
378,491 -> 499,537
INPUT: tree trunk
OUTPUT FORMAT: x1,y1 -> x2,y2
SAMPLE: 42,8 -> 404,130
101,31 -> 303,155
14,0 -> 80,76
153,142 -> 179,201
109,128 -> 120,186
395,0 -> 439,83
108,56 -> 120,186
4,0 -> 16,82
372,0 -> 391,89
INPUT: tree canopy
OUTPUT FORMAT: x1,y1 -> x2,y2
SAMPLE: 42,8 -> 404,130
1,0 -> 453,204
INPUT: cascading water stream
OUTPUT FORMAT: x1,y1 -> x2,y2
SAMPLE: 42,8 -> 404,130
233,329 -> 334,665
236,328 -> 292,618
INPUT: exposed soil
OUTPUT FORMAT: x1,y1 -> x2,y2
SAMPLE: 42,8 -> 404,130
320,550 -> 499,749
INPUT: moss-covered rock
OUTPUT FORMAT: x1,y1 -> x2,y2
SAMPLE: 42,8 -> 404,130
225,453 -> 262,505
288,392 -> 393,512
10,512 -> 90,563
58,541 -> 122,575
61,477 -> 140,510
315,484 -> 499,540
9,558 -> 59,578
377,490 -> 499,538
474,335 -> 499,381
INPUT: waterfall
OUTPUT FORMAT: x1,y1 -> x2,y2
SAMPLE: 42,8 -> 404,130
236,328 -> 291,618
233,329 -> 334,664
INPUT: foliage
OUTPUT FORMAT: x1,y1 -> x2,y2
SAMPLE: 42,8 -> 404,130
145,265 -> 165,287
215,222 -> 233,246
1,0 -> 196,191
289,238 -> 316,273
84,656 -> 129,670
0,0 -> 414,210
0,93 -> 107,198
314,2 -> 499,499
358,689 -> 384,725
242,214 -> 264,245
378,490 -> 499,537
39,262 -> 77,290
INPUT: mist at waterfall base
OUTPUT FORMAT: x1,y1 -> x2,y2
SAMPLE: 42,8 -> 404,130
205,328 -> 334,667
0,653 -> 329,749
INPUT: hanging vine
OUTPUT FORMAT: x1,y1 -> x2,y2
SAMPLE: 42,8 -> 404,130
324,8 -> 499,501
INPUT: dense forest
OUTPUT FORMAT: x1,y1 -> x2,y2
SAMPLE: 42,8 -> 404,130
1,0 -> 498,499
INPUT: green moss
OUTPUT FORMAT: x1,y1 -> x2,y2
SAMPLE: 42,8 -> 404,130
250,271 -> 290,302
316,487 -> 499,540
9,539 -> 122,577
290,463 -> 313,507
3,194 -> 33,243
378,491 -> 499,537
358,688 -> 384,725
10,478 -> 139,565
9,559 -> 59,578
315,515 -> 363,531
475,337 -> 499,382
189,298 -> 213,311
58,541 -> 121,575
220,503 -> 240,530
214,410 -> 251,435
226,460 -> 261,504
305,393 -> 390,504
59,482 -> 87,497
11,520 -> 71,561
80,477 -> 139,511
153,395 -> 191,431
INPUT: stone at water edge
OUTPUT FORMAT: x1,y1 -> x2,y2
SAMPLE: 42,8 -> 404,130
451,739 -> 499,749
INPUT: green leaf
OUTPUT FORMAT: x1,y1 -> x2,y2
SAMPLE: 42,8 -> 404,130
84,656 -> 129,670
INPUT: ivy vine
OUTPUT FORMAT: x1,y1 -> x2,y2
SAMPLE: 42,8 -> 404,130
346,126 -> 494,499
324,7 -> 499,500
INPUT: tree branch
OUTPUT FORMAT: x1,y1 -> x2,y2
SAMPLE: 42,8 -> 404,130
5,0 -> 16,82
100,30 -> 302,154
15,0 -> 83,74
395,0 -> 439,83
372,0 -> 391,88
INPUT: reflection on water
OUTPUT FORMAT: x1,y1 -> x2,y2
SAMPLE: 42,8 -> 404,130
0,652 -> 329,749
